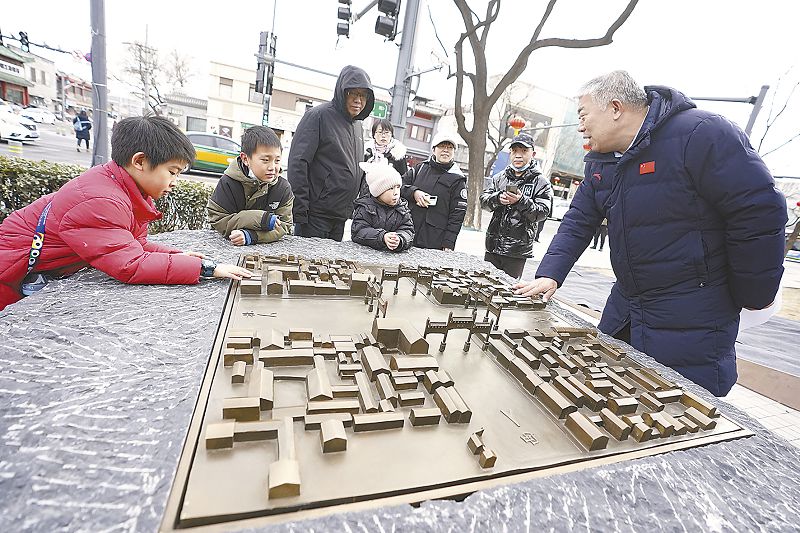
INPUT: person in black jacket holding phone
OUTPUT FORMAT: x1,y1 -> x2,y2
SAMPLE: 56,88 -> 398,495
400,131 -> 468,250
480,133 -> 552,278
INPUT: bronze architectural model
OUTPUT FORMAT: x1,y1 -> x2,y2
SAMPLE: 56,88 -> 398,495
166,254 -> 750,529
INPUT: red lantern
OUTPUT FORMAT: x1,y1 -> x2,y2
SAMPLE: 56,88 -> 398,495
508,116 -> 526,135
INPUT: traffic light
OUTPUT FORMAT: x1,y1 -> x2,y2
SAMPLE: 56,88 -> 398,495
375,0 -> 401,40
337,0 -> 352,38
19,31 -> 30,52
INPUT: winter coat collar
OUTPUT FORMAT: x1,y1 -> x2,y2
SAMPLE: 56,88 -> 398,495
106,161 -> 162,223
365,138 -> 407,160
427,155 -> 463,176
504,163 -> 541,183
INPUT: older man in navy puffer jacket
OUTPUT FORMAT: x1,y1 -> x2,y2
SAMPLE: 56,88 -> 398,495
515,70 -> 787,396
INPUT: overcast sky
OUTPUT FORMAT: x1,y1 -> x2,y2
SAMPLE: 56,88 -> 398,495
3,0 -> 798,174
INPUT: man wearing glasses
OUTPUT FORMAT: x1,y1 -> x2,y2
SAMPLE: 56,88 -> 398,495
288,65 -> 374,241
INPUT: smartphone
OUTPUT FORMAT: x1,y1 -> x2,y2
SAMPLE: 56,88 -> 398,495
506,184 -> 519,194
426,195 -> 438,206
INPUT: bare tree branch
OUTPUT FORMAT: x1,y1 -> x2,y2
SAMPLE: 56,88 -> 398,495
762,131 -> 800,157
489,0 -> 639,106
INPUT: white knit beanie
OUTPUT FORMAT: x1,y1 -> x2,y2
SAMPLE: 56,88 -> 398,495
360,161 -> 402,197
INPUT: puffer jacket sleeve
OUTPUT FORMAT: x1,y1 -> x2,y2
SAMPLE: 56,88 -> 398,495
207,178 -> 265,237
287,112 -> 321,224
535,171 -> 603,285
684,115 -> 787,309
395,208 -> 415,251
516,177 -> 552,223
480,172 -> 503,211
443,178 -> 468,249
249,194 -> 294,244
351,204 -> 386,251
59,197 -> 201,284
142,241 -> 182,253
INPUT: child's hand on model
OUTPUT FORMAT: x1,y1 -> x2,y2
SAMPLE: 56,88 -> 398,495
213,264 -> 253,280
384,232 -> 401,250
229,230 -> 246,246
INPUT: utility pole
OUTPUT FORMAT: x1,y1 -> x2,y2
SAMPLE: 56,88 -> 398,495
90,0 -> 109,165
691,85 -> 769,136
389,0 -> 420,140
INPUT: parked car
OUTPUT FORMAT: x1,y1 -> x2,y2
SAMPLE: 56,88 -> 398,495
0,111 -> 39,143
21,106 -> 57,125
186,132 -> 241,173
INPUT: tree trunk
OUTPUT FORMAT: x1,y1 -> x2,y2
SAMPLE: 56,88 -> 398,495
786,219 -> 800,256
464,134 -> 488,230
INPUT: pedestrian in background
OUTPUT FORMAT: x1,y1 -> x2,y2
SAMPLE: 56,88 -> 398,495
590,218 -> 608,251
515,70 -> 787,396
480,133 -> 552,278
364,119 -> 408,177
400,131 -> 468,251
288,65 -> 374,241
73,110 -> 91,153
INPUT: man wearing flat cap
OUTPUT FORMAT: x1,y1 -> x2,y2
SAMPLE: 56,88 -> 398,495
480,132 -> 553,278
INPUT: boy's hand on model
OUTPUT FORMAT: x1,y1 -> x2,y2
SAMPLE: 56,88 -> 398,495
384,232 -> 401,250
514,277 -> 557,301
181,251 -> 206,258
213,264 -> 253,280
229,230 -> 246,246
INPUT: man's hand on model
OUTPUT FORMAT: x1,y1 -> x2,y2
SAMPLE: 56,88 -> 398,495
514,277 -> 558,301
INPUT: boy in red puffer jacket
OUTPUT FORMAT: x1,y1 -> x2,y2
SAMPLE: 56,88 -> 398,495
0,116 -> 251,311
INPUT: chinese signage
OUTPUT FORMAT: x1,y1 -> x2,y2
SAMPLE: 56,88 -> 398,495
0,59 -> 24,78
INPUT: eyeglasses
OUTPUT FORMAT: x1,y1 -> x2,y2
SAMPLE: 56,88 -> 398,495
346,90 -> 369,101
374,130 -> 391,136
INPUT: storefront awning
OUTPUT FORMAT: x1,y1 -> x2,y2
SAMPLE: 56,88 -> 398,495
0,70 -> 34,87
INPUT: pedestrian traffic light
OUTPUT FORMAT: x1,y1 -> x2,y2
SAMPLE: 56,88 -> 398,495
337,0 -> 352,38
375,0 -> 401,40
19,31 -> 30,52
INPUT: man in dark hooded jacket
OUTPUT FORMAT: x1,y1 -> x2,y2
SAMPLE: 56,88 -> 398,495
515,70 -> 787,397
288,65 -> 374,241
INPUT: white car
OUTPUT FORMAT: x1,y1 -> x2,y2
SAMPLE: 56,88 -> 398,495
21,106 -> 57,125
0,111 -> 39,142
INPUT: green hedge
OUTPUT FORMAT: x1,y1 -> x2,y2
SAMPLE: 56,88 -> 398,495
0,155 -> 212,234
